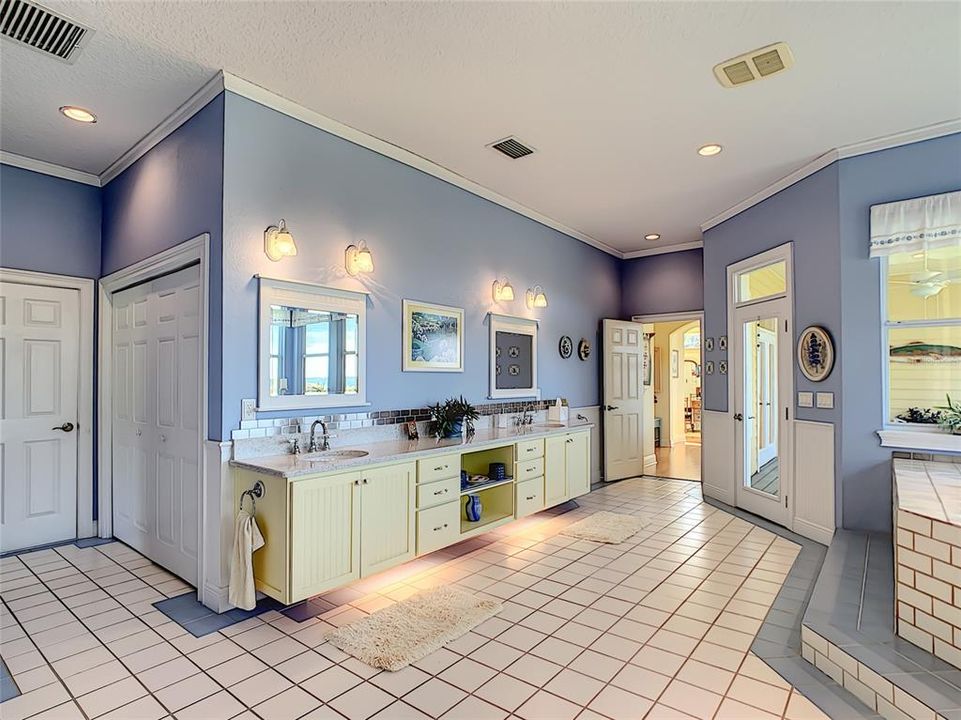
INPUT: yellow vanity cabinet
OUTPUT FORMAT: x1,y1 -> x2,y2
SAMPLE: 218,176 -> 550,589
358,462 -> 416,577
544,429 -> 592,505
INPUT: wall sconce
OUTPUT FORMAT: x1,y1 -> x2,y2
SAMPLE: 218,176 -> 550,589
345,240 -> 375,276
492,278 -> 515,303
526,285 -> 548,309
264,219 -> 297,261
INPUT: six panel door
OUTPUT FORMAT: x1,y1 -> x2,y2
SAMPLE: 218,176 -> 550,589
0,282 -> 79,552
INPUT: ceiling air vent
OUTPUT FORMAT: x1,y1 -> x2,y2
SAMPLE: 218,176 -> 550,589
489,137 -> 535,159
0,0 -> 92,63
713,42 -> 794,88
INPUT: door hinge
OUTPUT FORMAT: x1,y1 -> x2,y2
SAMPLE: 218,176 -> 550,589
785,407 -> 789,421
784,494 -> 789,508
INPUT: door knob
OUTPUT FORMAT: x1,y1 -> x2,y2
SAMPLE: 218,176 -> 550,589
733,413 -> 743,422
52,422 -> 74,432
605,405 -> 619,411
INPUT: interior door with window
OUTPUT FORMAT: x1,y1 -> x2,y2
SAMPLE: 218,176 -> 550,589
602,319 -> 646,481
0,282 -> 80,552
733,298 -> 792,526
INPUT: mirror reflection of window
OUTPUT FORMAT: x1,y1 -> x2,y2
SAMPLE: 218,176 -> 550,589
269,305 -> 359,398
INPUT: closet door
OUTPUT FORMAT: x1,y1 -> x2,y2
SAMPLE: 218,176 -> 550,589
112,264 -> 201,585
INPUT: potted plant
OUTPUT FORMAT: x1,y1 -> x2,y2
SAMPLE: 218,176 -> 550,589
427,395 -> 479,439
936,394 -> 961,435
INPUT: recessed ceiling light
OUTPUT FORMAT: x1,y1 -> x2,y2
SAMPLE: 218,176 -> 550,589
60,105 -> 97,123
645,234 -> 661,241
698,143 -> 722,157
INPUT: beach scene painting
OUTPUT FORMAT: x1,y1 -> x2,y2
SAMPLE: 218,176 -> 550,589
403,300 -> 464,372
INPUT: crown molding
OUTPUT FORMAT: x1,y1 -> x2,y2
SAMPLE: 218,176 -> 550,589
0,150 -> 101,187
98,71 -> 226,185
701,117 -> 961,233
221,72 -> 622,258
622,239 -> 703,260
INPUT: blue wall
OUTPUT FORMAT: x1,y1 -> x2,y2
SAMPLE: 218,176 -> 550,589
620,248 -> 703,318
221,92 -> 621,439
101,93 -> 225,438
0,164 -> 101,278
838,133 -> 961,531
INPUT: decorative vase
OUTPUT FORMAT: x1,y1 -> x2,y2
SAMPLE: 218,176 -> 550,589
465,494 -> 483,522
446,420 -> 463,439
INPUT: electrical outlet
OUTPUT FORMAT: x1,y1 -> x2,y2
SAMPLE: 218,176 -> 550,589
241,399 -> 257,421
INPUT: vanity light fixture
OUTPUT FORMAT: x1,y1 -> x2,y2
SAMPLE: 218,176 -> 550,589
59,105 -> 97,123
345,240 -> 375,276
526,285 -> 548,309
492,278 -> 515,303
644,233 -> 661,241
264,219 -> 298,261
698,143 -> 723,157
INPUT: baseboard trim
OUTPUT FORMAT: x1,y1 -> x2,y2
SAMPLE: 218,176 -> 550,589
201,582 -> 231,613
702,483 -> 734,507
793,518 -> 835,546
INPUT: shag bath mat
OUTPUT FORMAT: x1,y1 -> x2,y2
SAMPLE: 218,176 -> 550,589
327,587 -> 502,671
561,511 -> 646,544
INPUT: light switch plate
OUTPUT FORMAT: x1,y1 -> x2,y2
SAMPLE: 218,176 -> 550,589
797,391 -> 813,408
816,392 -> 834,409
241,399 -> 257,421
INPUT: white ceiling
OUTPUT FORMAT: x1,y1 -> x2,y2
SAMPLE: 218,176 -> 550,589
2,1 -> 959,254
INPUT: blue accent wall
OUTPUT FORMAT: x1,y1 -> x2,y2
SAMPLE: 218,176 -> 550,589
221,92 -> 621,439
837,133 -> 961,531
0,164 -> 101,278
620,248 -> 704,318
101,93 -> 225,439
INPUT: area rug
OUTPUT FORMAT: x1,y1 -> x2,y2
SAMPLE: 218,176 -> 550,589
561,511 -> 646,543
327,586 -> 502,671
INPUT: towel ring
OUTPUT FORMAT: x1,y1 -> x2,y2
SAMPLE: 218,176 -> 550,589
240,481 -> 265,514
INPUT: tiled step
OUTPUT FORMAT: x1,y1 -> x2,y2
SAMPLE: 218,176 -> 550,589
802,530 -> 961,720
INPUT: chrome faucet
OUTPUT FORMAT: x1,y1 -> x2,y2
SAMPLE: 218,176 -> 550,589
521,403 -> 535,426
309,419 -> 332,452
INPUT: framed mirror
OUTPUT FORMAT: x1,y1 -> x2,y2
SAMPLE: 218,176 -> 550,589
257,277 -> 368,410
489,314 -> 540,399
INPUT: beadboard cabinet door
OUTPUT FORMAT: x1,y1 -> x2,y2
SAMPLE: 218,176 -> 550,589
544,435 -> 568,506
360,462 -> 416,577
566,431 -> 591,499
290,471 -> 362,601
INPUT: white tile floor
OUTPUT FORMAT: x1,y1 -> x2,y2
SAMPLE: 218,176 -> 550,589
0,477 -> 831,720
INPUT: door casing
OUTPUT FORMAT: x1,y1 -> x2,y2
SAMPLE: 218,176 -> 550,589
98,234 -> 209,595
0,269 -> 96,546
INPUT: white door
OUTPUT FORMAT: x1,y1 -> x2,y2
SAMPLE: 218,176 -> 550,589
112,265 -> 201,584
733,297 -> 792,526
0,283 -> 80,552
602,319 -> 646,481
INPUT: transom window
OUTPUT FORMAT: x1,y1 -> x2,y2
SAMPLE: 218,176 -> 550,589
736,260 -> 787,305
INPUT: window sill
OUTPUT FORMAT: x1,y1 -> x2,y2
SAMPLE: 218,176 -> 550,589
877,428 -> 961,453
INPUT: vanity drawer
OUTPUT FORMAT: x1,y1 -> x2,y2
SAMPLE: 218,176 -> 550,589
515,477 -> 544,518
416,501 -> 460,554
516,438 -> 544,460
515,457 -> 544,481
417,476 -> 460,509
418,454 -> 461,484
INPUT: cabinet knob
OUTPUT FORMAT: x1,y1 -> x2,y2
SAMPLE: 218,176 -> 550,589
354,479 -> 361,485
525,495 -> 535,501
362,478 -> 369,484
433,489 -> 447,495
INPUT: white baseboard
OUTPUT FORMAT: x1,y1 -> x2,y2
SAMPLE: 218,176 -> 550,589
793,518 -> 834,546
702,482 -> 735,507
202,582 -> 231,614
644,453 -> 657,469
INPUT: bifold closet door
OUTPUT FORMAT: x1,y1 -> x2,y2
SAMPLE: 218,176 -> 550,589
112,264 -> 201,585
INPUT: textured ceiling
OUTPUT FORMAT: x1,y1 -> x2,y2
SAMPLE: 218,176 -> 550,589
2,1 -> 959,253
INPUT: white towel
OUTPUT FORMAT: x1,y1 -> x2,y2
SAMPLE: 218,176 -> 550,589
228,509 -> 265,611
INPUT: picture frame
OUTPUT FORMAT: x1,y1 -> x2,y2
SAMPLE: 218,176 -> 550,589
402,299 -> 464,372
718,335 -> 728,351
797,325 -> 834,382
489,313 -> 540,399
671,349 -> 680,378
704,337 -> 715,352
642,334 -> 652,386
405,421 -> 419,440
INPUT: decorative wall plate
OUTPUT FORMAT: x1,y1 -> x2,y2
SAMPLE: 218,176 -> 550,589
718,360 -> 728,374
705,361 -> 715,375
797,325 -> 834,382
559,335 -> 573,359
577,338 -> 591,361
704,337 -> 715,352
718,335 -> 728,351
508,364 -> 521,376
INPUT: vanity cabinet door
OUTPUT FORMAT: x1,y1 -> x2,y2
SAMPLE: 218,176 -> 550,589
544,435 -> 568,506
360,462 -> 416,577
566,432 -> 591,499
290,471 -> 362,602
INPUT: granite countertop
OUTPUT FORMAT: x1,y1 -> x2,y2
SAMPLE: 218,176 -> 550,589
894,458 -> 961,527
230,421 -> 594,479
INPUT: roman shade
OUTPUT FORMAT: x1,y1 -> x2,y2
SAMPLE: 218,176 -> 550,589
870,190 -> 961,257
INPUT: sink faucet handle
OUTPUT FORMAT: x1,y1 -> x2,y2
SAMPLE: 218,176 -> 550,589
288,438 -> 301,455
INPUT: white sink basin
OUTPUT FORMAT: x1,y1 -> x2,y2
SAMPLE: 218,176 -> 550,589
533,422 -> 566,428
304,449 -> 369,463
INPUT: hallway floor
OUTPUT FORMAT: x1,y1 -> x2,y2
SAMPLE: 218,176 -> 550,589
654,444 -> 702,482
0,478 -> 827,720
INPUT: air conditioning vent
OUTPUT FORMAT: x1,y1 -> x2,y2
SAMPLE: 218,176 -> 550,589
0,0 -> 92,63
714,42 -> 794,88
490,137 -> 535,159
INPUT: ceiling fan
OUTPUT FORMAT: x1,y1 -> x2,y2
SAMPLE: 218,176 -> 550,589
890,255 -> 960,298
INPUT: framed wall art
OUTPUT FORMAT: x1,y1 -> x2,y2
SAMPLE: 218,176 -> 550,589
402,299 -> 464,372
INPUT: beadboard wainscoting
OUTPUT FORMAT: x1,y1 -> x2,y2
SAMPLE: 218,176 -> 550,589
793,420 -> 836,545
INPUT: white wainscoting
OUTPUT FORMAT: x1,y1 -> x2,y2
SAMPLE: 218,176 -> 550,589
701,409 -> 735,506
201,440 -> 234,612
792,420 -> 836,545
